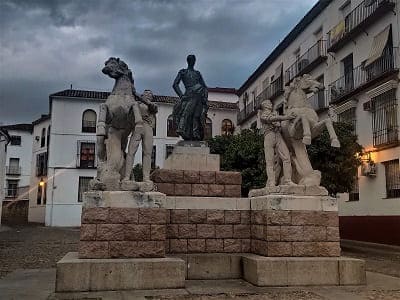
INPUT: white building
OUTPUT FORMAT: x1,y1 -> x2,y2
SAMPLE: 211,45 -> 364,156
0,128 -> 11,226
43,88 -> 238,226
237,0 -> 400,245
1,124 -> 33,205
28,115 -> 51,223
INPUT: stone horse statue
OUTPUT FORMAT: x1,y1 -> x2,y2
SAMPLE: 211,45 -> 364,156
90,57 -> 156,191
281,74 -> 340,186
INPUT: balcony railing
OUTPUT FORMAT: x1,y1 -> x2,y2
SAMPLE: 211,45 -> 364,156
309,90 -> 330,112
237,77 -> 284,124
6,166 -> 21,175
329,47 -> 398,104
285,40 -> 327,85
5,188 -> 17,198
328,0 -> 395,52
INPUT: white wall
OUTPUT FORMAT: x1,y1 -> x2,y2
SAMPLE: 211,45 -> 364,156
0,133 -> 9,225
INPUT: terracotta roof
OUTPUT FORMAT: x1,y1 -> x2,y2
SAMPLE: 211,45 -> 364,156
237,0 -> 332,95
1,123 -> 33,132
208,87 -> 237,94
50,89 -> 238,110
32,114 -> 51,125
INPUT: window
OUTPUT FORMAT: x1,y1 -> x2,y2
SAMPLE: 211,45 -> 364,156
47,126 -> 50,148
349,173 -> 359,201
165,144 -> 174,159
41,128 -> 46,147
204,118 -> 212,140
151,146 -> 156,169
383,159 -> 400,198
82,109 -> 97,133
6,180 -> 18,198
221,119 -> 234,136
372,89 -> 398,147
153,118 -> 156,136
7,158 -> 20,175
342,54 -> 354,92
338,107 -> 356,134
78,177 -> 93,202
36,152 -> 48,176
10,135 -> 21,146
78,142 -> 96,168
167,115 -> 178,137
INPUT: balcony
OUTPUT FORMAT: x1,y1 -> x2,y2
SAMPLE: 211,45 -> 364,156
285,40 -> 327,85
309,90 -> 330,112
6,166 -> 21,175
328,0 -> 395,52
237,77 -> 284,125
329,47 -> 398,104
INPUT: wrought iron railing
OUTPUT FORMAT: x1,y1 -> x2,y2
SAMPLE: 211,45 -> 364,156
328,0 -> 395,51
329,47 -> 398,103
285,40 -> 327,85
6,166 -> 21,175
309,90 -> 330,111
5,188 -> 17,198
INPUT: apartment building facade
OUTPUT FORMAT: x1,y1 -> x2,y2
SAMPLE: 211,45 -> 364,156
43,88 -> 238,226
237,0 -> 400,245
0,128 -> 10,226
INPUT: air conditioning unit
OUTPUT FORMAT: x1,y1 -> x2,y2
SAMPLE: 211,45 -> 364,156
361,161 -> 377,177
363,101 -> 373,111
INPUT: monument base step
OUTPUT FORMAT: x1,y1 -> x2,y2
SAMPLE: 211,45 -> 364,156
56,252 -> 185,292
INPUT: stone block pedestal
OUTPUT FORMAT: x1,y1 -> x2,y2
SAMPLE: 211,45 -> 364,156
56,252 -> 185,292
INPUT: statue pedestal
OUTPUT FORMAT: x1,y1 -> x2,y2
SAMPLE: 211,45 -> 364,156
79,191 -> 168,259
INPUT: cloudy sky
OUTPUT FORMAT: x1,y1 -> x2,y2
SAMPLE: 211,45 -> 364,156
0,0 -> 318,124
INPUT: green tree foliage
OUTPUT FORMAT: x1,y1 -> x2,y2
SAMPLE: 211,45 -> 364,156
132,163 -> 143,181
208,129 -> 266,196
208,123 -> 362,196
307,122 -> 363,195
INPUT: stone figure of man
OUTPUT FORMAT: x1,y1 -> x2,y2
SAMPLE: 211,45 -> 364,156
172,54 -> 208,141
260,99 -> 296,186
123,90 -> 157,183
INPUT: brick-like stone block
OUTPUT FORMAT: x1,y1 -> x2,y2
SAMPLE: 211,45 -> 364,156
224,211 -> 241,224
208,184 -> 225,197
166,224 -> 179,238
252,239 -> 268,256
192,184 -> 209,196
81,207 -> 109,224
251,225 -> 264,239
206,239 -> 223,252
170,209 -> 188,224
280,226 -> 303,241
79,241 -> 109,258
175,184 -> 192,196
223,239 -> 241,252
188,239 -> 206,253
138,208 -> 166,224
303,226 -> 326,241
324,212 -> 339,227
199,171 -> 216,184
207,210 -> 225,224
215,225 -> 233,238
188,209 -> 207,223
80,224 -> 96,241
327,226 -> 340,241
266,226 -> 280,241
242,239 -> 251,252
292,242 -> 340,257
109,241 -> 137,258
179,224 -> 197,238
136,241 -> 165,257
197,224 -> 215,238
233,224 -> 251,238
267,242 -> 292,256
183,170 -> 200,183
267,211 -> 291,225
151,169 -> 183,183
97,224 -> 124,241
251,211 -> 265,225
108,208 -> 138,224
224,185 -> 241,197
170,239 -> 188,253
151,225 -> 166,240
241,211 -> 251,224
156,183 -> 175,195
216,171 -> 242,185
124,224 -> 150,241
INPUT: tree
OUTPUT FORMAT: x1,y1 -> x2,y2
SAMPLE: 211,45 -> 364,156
208,123 -> 362,196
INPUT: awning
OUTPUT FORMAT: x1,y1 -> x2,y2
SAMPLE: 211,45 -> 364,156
274,63 -> 283,79
364,25 -> 391,67
329,20 -> 345,46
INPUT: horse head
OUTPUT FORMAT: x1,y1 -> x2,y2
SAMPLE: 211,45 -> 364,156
102,57 -> 133,82
284,74 -> 324,107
